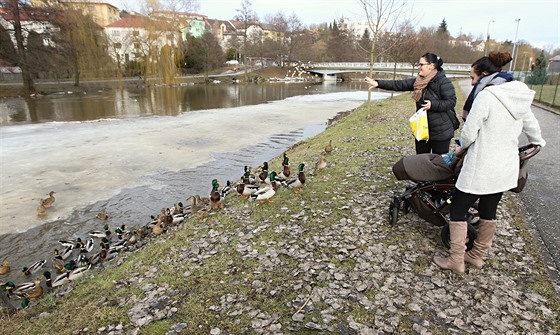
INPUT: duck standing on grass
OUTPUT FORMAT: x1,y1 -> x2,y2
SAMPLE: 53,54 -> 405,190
324,140 -> 333,155
210,179 -> 224,209
250,172 -> 279,203
286,163 -> 306,193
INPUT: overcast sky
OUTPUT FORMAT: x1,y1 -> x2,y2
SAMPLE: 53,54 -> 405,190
110,0 -> 559,50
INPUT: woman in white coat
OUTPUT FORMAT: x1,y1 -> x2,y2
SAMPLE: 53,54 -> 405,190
433,51 -> 546,274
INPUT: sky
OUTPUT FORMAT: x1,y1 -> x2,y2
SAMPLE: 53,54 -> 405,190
110,0 -> 559,50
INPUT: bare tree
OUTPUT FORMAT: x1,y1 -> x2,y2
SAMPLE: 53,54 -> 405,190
4,0 -> 35,94
359,0 -> 411,116
234,0 -> 258,80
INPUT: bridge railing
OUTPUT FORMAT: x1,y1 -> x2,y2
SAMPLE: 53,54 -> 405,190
305,62 -> 471,72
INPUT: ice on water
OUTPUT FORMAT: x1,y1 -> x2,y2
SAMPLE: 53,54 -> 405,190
0,91 -> 389,234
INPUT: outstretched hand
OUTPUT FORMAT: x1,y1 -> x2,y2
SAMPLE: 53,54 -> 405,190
365,77 -> 378,90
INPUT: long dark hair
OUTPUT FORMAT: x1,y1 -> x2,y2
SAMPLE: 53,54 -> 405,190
471,51 -> 512,76
422,52 -> 444,71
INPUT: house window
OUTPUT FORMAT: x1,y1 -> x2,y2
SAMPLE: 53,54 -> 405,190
134,42 -> 141,49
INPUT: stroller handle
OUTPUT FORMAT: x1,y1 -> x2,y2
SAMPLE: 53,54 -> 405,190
519,144 -> 541,161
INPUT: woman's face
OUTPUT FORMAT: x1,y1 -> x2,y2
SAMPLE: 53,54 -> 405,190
470,67 -> 484,85
417,57 -> 434,76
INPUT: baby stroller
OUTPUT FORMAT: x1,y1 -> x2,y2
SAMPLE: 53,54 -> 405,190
388,144 -> 541,250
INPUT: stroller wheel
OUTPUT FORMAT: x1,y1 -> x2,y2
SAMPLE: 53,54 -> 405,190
440,222 -> 478,251
389,196 -> 400,225
402,200 -> 410,214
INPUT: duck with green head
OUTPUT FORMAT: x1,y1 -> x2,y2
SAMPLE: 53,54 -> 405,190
286,163 -> 306,193
210,179 -> 224,209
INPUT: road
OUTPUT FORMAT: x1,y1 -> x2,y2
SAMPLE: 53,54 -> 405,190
459,80 -> 560,292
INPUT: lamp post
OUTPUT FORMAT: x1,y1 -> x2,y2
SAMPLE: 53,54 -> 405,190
485,20 -> 494,56
509,18 -> 521,72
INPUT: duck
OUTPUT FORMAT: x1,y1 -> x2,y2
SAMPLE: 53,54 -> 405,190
114,224 -> 128,239
171,202 -> 184,215
241,166 -> 257,185
257,162 -> 269,184
58,239 -> 77,248
250,172 -> 279,203
195,194 -> 210,208
210,179 -> 224,209
152,217 -> 165,236
40,191 -> 56,208
54,245 -> 74,261
324,140 -> 333,155
186,195 -> 210,222
67,264 -> 91,281
15,279 -> 43,300
36,203 -> 47,217
220,180 -> 233,198
315,155 -> 327,172
0,260 -> 10,275
96,208 -> 109,221
43,271 -> 69,288
12,281 -> 36,296
286,163 -> 306,193
236,181 -> 260,200
84,238 -> 94,253
22,259 -> 47,276
277,153 -> 291,181
89,227 -> 112,239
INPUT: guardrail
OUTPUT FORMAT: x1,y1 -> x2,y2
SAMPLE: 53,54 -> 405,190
306,62 -> 471,72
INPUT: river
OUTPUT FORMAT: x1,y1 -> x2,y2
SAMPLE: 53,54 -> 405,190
0,80 -> 390,287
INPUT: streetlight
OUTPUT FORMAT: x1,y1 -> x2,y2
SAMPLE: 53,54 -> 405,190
509,18 -> 521,72
485,20 -> 494,56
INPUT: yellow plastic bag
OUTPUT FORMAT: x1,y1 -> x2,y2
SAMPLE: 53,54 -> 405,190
409,108 -> 429,141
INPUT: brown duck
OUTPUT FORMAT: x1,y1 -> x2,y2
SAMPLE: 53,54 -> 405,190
40,191 -> 56,208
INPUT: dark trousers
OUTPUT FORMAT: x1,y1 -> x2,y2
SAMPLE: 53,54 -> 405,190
450,188 -> 503,221
415,139 -> 451,154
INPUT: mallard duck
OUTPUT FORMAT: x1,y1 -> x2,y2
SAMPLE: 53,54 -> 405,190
236,181 -> 260,200
152,217 -> 165,236
286,163 -> 306,193
0,260 -> 10,275
277,153 -> 291,181
221,180 -> 233,198
1,281 -> 15,295
84,238 -> 94,253
257,162 -> 269,184
54,245 -> 74,261
15,279 -> 43,300
40,191 -> 56,208
12,281 -> 35,296
315,155 -> 327,172
89,228 -> 111,239
241,166 -> 257,185
325,140 -> 333,155
250,172 -> 279,203
210,179 -> 224,209
195,194 -> 210,208
186,195 -> 209,222
114,224 -> 128,239
22,259 -> 46,276
67,264 -> 91,281
171,202 -> 184,215
36,203 -> 47,217
75,254 -> 90,267
96,209 -> 109,221
58,239 -> 77,248
43,271 -> 69,288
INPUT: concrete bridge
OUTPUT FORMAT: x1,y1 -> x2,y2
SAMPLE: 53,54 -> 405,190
304,62 -> 471,81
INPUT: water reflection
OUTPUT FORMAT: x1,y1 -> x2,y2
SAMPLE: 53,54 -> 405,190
0,81 -> 370,125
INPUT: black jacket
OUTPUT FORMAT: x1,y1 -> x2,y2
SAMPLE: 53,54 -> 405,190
377,70 -> 457,141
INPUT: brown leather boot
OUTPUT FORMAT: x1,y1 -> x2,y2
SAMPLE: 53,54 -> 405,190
464,219 -> 497,269
433,221 -> 467,274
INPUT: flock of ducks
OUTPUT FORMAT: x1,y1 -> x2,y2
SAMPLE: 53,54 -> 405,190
1,142 -> 334,310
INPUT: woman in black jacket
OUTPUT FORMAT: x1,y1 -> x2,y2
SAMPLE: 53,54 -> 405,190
366,53 -> 457,154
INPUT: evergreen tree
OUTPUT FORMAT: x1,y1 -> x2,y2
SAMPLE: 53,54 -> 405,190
437,18 -> 449,35
527,50 -> 548,85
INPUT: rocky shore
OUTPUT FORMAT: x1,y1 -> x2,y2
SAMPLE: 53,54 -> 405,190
1,92 -> 558,335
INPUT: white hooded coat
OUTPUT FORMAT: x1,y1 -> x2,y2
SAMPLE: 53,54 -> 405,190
457,81 -> 546,195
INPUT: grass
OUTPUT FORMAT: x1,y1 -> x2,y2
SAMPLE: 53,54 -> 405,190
1,81 -> 558,334
529,84 -> 560,109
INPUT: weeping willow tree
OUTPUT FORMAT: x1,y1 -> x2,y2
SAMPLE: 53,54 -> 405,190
51,9 -> 112,86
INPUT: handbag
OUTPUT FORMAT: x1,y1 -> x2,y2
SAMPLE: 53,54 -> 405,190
447,109 -> 460,130
409,108 -> 429,141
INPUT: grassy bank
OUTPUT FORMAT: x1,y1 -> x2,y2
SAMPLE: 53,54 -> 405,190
1,84 -> 558,334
